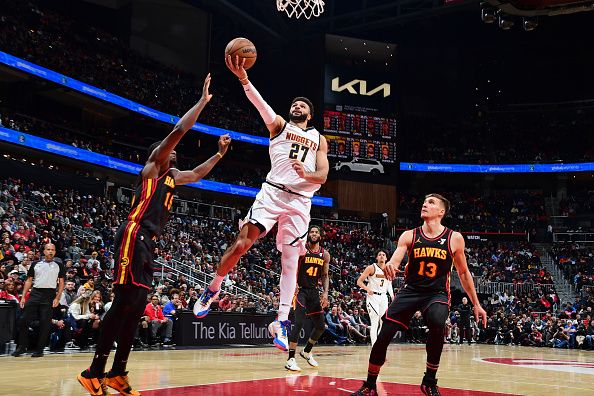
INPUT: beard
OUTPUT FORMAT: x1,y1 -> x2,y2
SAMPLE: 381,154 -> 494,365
289,112 -> 308,122
307,236 -> 320,244
169,158 -> 177,168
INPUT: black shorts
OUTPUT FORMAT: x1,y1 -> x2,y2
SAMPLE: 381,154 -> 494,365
112,222 -> 155,289
384,286 -> 449,330
294,288 -> 323,316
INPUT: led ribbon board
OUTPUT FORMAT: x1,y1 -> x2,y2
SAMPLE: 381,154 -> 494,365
0,51 -> 268,146
400,162 -> 594,173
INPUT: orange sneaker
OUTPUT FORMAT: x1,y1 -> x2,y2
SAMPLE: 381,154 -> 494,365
77,369 -> 108,395
105,370 -> 141,396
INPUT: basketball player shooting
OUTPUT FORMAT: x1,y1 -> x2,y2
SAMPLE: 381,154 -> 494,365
352,194 -> 487,396
356,249 -> 394,346
285,225 -> 330,371
194,54 -> 329,352
78,74 -> 231,396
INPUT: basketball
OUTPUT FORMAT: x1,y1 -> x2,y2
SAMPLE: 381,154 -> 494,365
225,37 -> 257,70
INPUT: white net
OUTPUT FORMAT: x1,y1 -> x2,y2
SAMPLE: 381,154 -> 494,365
276,0 -> 325,19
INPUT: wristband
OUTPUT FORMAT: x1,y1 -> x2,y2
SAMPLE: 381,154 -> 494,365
216,152 -> 224,159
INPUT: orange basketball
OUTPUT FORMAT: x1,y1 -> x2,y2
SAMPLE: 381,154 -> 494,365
225,37 -> 257,70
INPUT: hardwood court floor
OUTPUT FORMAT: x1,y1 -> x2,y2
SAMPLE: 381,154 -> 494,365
1,344 -> 592,395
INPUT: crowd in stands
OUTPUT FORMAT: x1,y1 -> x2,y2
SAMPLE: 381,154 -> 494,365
398,191 -> 546,233
467,242 -> 554,285
1,176 -> 594,351
0,113 -> 269,189
401,110 -> 594,164
551,243 -> 594,292
0,0 -> 264,137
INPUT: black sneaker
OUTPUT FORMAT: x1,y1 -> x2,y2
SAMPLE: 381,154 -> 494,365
420,378 -> 441,396
31,351 -> 44,358
351,382 -> 377,395
11,348 -> 26,357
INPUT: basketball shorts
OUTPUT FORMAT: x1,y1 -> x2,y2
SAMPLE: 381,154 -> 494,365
384,286 -> 450,330
294,287 -> 323,316
240,182 -> 311,253
113,221 -> 155,290
366,293 -> 389,318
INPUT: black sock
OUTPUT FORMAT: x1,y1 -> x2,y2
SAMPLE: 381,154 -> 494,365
303,341 -> 315,353
288,349 -> 296,359
366,363 -> 381,388
424,366 -> 438,380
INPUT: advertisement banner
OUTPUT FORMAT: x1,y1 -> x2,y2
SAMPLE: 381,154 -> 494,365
175,312 -> 277,346
175,312 -> 316,346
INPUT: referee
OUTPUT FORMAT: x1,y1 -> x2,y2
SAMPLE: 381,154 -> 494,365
12,243 -> 65,357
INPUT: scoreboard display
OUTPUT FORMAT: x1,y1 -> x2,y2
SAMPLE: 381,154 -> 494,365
324,110 -> 397,163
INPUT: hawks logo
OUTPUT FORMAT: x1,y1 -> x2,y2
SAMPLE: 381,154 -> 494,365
120,257 -> 130,268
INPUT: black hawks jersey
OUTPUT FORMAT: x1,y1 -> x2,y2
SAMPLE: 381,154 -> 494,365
404,226 -> 454,294
127,168 -> 176,237
297,245 -> 325,289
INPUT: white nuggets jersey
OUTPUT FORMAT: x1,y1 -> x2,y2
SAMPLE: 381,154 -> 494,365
266,122 -> 321,198
367,264 -> 389,294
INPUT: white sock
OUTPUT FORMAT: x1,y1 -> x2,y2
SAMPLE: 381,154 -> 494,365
278,244 -> 300,322
210,275 -> 225,291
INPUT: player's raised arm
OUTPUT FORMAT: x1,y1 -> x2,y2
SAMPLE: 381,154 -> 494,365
384,230 -> 413,280
173,134 -> 231,186
144,74 -> 213,179
450,232 -> 487,327
225,55 -> 284,138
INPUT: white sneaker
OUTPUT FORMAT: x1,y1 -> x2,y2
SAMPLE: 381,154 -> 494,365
285,357 -> 301,371
300,351 -> 319,367
193,288 -> 220,318
268,320 -> 290,351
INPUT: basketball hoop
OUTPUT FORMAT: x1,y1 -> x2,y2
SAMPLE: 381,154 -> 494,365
276,0 -> 325,19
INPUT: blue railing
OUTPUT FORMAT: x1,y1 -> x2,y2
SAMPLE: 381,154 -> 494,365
0,126 -> 333,207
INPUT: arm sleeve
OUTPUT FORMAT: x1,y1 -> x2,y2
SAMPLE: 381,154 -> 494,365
243,82 -> 276,124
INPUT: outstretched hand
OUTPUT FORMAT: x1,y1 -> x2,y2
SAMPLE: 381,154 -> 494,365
225,55 -> 248,81
383,262 -> 401,281
201,73 -> 213,103
218,134 -> 231,156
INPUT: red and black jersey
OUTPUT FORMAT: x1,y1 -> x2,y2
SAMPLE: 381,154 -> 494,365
297,244 -> 325,289
127,169 -> 176,237
404,226 -> 454,294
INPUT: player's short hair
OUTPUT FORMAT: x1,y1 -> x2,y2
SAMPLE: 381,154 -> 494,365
425,193 -> 450,216
148,141 -> 162,156
291,97 -> 314,117
375,249 -> 389,258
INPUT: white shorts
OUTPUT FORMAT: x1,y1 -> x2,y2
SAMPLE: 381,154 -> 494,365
367,294 -> 389,318
239,183 -> 311,253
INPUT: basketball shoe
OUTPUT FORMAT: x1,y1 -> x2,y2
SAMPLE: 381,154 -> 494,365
193,287 -> 220,318
285,357 -> 302,371
300,351 -> 319,367
350,382 -> 377,395
105,370 -> 141,396
77,369 -> 108,396
268,319 -> 291,351
420,377 -> 441,396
